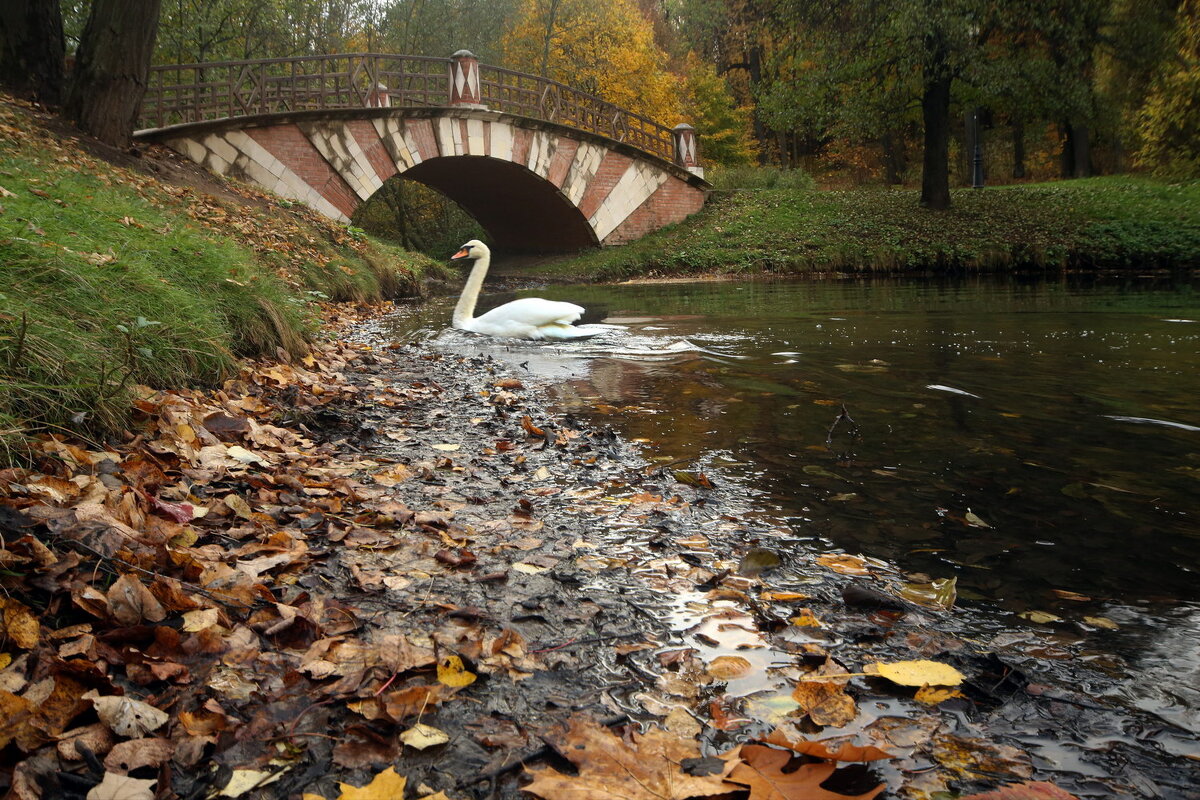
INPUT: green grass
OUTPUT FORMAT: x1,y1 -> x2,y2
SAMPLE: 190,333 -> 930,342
0,97 -> 442,456
524,175 -> 1200,282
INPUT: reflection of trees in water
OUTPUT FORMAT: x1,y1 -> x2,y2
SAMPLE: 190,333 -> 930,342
354,177 -> 483,257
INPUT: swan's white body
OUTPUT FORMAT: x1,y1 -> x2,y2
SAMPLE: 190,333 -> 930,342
451,240 -> 594,340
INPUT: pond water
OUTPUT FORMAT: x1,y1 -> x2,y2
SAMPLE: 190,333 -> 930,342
382,274 -> 1200,737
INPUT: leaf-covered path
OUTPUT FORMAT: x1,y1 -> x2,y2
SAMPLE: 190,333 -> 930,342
1,309 -> 1196,800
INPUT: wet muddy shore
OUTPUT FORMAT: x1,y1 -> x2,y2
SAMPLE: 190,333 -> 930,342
312,320 -> 1200,800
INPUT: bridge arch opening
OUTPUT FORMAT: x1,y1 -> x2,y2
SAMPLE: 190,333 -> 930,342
389,156 -> 598,253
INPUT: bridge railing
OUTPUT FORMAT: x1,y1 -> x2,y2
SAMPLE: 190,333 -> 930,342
138,52 -> 685,165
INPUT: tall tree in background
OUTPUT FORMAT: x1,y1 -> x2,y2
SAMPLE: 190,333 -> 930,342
503,0 -> 681,123
0,0 -> 66,106
63,0 -> 163,147
1137,0 -> 1200,175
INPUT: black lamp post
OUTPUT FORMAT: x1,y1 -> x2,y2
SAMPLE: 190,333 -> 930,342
971,106 -> 985,189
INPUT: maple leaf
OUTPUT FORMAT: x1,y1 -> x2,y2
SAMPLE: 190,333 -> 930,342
523,715 -> 740,800
762,728 -> 892,762
959,782 -> 1080,800
338,765 -> 408,799
727,745 -> 884,800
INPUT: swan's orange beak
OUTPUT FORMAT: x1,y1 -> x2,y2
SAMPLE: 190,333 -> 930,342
451,248 -> 469,260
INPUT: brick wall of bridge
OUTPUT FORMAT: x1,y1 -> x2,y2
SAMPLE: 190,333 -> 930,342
157,109 -> 708,249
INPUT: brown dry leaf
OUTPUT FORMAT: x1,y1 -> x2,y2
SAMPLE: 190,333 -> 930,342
1,598 -> 41,649
107,574 -> 167,625
762,728 -> 892,762
337,766 -> 407,800
791,681 -> 857,728
523,715 -> 740,800
103,737 -> 174,774
959,781 -> 1081,800
0,691 -> 37,750
87,692 -> 169,737
380,685 -> 442,722
727,744 -> 884,800
58,723 -> 116,760
707,655 -> 753,679
86,773 -> 156,800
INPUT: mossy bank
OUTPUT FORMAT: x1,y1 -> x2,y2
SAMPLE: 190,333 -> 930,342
528,176 -> 1200,282
0,95 -> 445,458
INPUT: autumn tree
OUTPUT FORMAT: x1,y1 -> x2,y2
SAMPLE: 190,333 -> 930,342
0,0 -> 66,106
1137,0 -> 1200,176
683,55 -> 756,166
502,0 -> 682,124
63,0 -> 163,148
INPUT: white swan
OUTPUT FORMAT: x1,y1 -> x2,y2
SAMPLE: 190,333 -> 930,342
450,239 -> 594,340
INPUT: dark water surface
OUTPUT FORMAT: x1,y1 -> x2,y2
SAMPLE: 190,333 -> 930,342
383,274 -> 1200,737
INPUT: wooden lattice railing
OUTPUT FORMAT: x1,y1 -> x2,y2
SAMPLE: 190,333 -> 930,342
138,53 -> 677,161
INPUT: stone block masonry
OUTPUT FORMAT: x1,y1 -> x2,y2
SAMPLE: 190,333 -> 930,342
147,108 -> 708,250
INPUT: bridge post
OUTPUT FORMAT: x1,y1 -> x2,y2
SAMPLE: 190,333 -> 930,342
449,50 -> 487,110
672,123 -> 704,178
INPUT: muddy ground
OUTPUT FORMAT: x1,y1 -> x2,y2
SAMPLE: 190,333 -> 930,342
4,314 -> 1196,800
282,322 -> 1200,800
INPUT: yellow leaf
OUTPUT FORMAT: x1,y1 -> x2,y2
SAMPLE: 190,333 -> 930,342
1084,616 -> 1119,630
431,443 -> 460,452
400,722 -> 450,750
1019,610 -> 1062,624
760,591 -> 809,602
914,685 -> 965,705
437,655 -> 476,688
872,660 -> 964,687
789,608 -> 823,628
338,766 -> 407,800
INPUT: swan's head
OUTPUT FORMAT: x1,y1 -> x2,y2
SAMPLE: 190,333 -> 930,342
451,239 -> 489,261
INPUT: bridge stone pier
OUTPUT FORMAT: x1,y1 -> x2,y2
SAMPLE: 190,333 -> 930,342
135,52 -> 709,251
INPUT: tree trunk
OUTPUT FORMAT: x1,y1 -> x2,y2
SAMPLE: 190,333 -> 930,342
1072,122 -> 1092,177
0,0 -> 65,106
919,53 -> 952,209
1012,120 -> 1026,179
62,0 -> 162,148
881,131 -> 905,185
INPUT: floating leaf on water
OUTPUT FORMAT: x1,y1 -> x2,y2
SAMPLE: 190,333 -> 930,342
737,548 -> 780,577
790,608 -> 823,627
761,591 -> 809,602
431,443 -> 460,452
829,492 -> 859,502
958,779 -> 1081,799
870,659 -> 964,687
898,576 -> 957,610
1019,610 -> 1062,624
803,465 -> 841,479
673,470 -> 715,488
706,655 -> 753,679
1083,616 -> 1119,630
1051,590 -> 1091,602
964,509 -> 992,528
816,553 -> 872,576
914,686 -> 966,705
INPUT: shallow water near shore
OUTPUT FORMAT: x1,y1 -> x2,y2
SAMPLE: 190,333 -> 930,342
379,273 -> 1200,748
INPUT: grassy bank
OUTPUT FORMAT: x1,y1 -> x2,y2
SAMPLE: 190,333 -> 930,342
0,96 -> 443,456
535,176 -> 1200,281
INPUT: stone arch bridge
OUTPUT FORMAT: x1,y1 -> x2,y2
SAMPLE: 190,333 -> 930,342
135,52 -> 709,251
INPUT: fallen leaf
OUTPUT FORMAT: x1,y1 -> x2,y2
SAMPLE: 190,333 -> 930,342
959,781 -> 1081,800
1019,610 -> 1062,624
914,686 -> 965,705
107,574 -> 167,625
727,744 -> 884,799
86,773 -> 156,800
400,722 -> 450,750
220,769 -> 283,797
1083,616 -> 1119,630
1,599 -> 40,649
762,729 -> 891,762
707,655 -> 753,679
791,681 -> 857,728
103,737 -> 174,774
338,766 -> 407,800
437,655 -> 477,688
523,715 -> 740,800
816,553 -> 871,576
88,692 -> 169,737
431,443 -> 460,452
870,660 -> 964,687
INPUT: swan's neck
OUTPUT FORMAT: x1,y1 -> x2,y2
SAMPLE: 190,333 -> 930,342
452,252 -> 490,328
